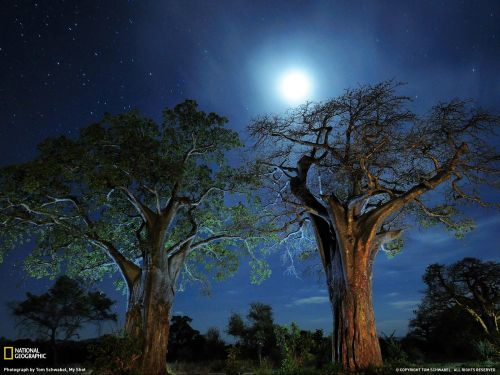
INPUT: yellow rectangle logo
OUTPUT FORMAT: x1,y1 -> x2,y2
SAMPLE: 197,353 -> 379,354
4,346 -> 14,360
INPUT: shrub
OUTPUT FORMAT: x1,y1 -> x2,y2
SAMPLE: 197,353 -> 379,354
88,334 -> 142,375
379,332 -> 408,364
225,346 -> 242,375
474,339 -> 499,361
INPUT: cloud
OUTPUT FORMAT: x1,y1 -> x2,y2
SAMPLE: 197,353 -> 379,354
384,270 -> 402,276
385,292 -> 399,298
389,300 -> 420,309
408,230 -> 452,245
292,296 -> 329,306
476,214 -> 500,229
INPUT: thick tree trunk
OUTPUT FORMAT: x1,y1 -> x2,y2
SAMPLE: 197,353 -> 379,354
141,293 -> 172,375
334,240 -> 383,371
309,214 -> 341,364
125,278 -> 144,338
312,214 -> 383,371
138,223 -> 180,375
122,263 -> 175,375
335,269 -> 382,370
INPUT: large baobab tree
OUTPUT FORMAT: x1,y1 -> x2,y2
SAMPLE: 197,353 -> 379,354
0,100 -> 269,375
249,82 -> 499,370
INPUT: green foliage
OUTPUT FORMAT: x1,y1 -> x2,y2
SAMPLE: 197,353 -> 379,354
255,357 -> 274,375
275,322 -> 316,373
89,333 -> 142,375
382,238 -> 404,258
380,331 -> 409,364
0,100 -> 272,291
321,362 -> 343,375
227,303 -> 279,363
474,339 -> 499,361
415,204 -> 476,239
225,346 -> 242,375
273,324 -> 331,373
275,323 -> 299,373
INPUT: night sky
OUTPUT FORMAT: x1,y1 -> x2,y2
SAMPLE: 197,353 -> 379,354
1,0 -> 499,340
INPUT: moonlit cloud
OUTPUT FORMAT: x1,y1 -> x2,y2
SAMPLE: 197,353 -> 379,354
292,296 -> 329,305
389,300 -> 420,309
408,229 -> 453,245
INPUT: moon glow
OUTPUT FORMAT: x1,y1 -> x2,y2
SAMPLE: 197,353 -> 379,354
279,70 -> 312,104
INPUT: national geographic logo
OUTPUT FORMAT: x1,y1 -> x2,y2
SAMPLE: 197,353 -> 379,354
4,347 -> 13,360
3,346 -> 47,360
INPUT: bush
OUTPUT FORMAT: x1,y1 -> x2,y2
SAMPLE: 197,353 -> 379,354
88,334 -> 142,375
379,332 -> 409,365
474,339 -> 499,361
255,357 -> 274,375
225,346 -> 244,375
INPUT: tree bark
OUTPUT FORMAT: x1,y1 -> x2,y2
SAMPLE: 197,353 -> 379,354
335,260 -> 382,370
311,213 -> 383,371
134,218 -> 183,375
122,258 -> 175,375
118,200 -> 189,375
309,214 -> 340,364
290,157 -> 382,369
124,277 -> 144,338
141,292 -> 172,375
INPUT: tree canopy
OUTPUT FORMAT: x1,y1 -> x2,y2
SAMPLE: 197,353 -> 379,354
250,81 -> 499,258
0,100 -> 269,290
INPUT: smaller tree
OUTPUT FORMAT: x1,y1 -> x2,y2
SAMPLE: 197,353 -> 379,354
227,303 -> 278,364
409,257 -> 500,359
11,276 -> 116,364
274,323 -> 330,371
204,327 -> 227,361
167,315 -> 205,361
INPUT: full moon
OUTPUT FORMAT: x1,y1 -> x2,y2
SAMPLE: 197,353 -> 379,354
279,70 -> 312,104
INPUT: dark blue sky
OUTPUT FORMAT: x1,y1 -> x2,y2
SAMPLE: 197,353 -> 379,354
1,0 -> 499,340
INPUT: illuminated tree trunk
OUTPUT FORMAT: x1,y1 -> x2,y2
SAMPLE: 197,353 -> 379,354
333,242 -> 382,370
125,279 -> 144,338
122,213 -> 187,375
140,267 -> 173,375
322,235 -> 382,370
124,267 -> 174,375
290,158 -> 383,370
312,218 -> 382,370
